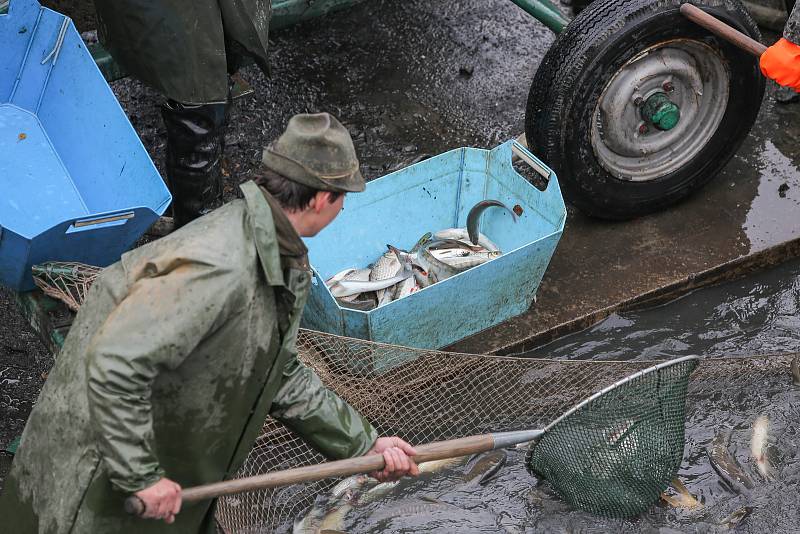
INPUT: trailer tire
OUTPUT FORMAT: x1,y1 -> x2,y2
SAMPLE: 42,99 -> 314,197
571,0 -> 595,14
525,0 -> 765,220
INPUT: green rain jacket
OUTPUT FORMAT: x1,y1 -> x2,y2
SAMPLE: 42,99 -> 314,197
0,181 -> 378,533
93,0 -> 272,104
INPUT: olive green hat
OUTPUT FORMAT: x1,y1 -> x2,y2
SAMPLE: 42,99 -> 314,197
261,113 -> 365,193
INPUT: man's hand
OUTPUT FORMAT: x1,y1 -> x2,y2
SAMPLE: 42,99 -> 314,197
366,437 -> 419,482
761,38 -> 800,91
134,477 -> 182,523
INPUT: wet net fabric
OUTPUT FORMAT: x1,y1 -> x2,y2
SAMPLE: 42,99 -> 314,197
31,262 -> 103,312
214,335 -> 794,532
525,358 -> 697,518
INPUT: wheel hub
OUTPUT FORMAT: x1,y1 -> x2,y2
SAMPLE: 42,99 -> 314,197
641,92 -> 680,131
591,39 -> 730,182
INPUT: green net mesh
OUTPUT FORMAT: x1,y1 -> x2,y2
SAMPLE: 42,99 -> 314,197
526,357 -> 698,518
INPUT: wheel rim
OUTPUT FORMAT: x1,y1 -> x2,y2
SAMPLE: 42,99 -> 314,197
590,39 -> 730,183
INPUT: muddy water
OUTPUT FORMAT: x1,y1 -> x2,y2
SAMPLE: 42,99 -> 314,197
292,260 -> 800,533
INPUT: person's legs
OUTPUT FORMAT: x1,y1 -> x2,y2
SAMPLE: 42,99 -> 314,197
160,95 -> 230,227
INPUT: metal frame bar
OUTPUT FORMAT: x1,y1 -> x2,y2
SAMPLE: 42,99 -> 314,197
542,355 -> 700,431
509,0 -> 571,34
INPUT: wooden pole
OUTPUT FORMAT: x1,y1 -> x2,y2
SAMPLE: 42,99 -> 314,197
124,431 -> 544,517
681,4 -> 768,57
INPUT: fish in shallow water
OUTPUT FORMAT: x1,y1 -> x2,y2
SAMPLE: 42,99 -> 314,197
466,199 -> 517,246
750,415 -> 773,480
464,450 -> 507,486
708,429 -> 755,493
660,477 -> 701,509
792,356 -> 800,386
720,506 -> 753,529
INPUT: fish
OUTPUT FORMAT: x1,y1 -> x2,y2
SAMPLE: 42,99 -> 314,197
660,477 -> 701,509
431,249 -> 502,270
294,476 -> 375,533
418,455 -> 471,474
391,275 -> 419,303
333,269 -> 412,298
464,450 -> 507,486
466,199 -> 517,246
327,268 -> 371,301
416,239 -> 489,283
720,506 -> 753,529
792,356 -> 800,386
434,228 -> 500,253
371,247 -> 402,305
708,429 -> 755,493
750,415 -> 773,480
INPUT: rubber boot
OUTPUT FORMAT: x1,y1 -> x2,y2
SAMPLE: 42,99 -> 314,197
161,99 -> 230,228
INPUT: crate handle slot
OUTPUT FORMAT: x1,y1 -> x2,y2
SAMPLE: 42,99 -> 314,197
511,141 -> 551,183
68,211 -> 135,233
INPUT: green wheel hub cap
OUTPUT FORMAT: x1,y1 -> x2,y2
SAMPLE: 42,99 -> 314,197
642,92 -> 681,131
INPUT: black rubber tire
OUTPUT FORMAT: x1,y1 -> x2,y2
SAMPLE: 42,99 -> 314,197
525,0 -> 765,220
571,0 -> 595,14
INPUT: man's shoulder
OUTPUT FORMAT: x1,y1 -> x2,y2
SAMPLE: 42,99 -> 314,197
122,200 -> 256,277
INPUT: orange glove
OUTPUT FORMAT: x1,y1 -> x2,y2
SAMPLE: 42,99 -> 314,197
760,38 -> 800,92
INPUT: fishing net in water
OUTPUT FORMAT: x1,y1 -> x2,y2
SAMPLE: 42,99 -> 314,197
525,357 -> 697,518
31,262 -> 104,312
214,334 -> 796,533
28,262 -> 797,529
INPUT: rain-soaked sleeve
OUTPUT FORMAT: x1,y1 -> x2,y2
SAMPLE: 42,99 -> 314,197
270,351 -> 379,460
86,261 -> 236,494
786,4 -> 800,44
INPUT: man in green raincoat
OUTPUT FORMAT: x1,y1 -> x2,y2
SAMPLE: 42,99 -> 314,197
92,0 -> 274,227
0,113 -> 419,532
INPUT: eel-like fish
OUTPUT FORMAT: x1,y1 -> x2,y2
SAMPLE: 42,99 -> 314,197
466,199 -> 517,246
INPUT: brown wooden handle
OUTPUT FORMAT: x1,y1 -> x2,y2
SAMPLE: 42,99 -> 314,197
180,434 -> 495,503
680,3 -> 768,57
123,434 -> 496,517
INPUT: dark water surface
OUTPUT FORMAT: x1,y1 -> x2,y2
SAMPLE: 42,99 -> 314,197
296,258 -> 800,533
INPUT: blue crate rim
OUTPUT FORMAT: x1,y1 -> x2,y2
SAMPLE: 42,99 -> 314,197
310,139 -> 566,315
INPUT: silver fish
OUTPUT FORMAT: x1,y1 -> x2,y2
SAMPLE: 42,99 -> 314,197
660,477 -> 701,509
720,506 -> 753,529
750,415 -> 773,480
434,228 -> 500,253
417,239 -> 481,283
327,268 -> 371,300
431,249 -> 501,270
334,269 -> 412,298
390,275 -> 419,303
418,455 -> 471,474
371,247 -> 402,305
464,450 -> 507,486
466,199 -> 517,246
708,430 -> 755,493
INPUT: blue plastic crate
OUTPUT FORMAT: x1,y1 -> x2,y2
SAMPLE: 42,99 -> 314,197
302,140 -> 566,357
0,0 -> 171,290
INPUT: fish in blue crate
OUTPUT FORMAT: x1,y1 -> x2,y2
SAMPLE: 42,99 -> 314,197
326,200 -> 517,311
